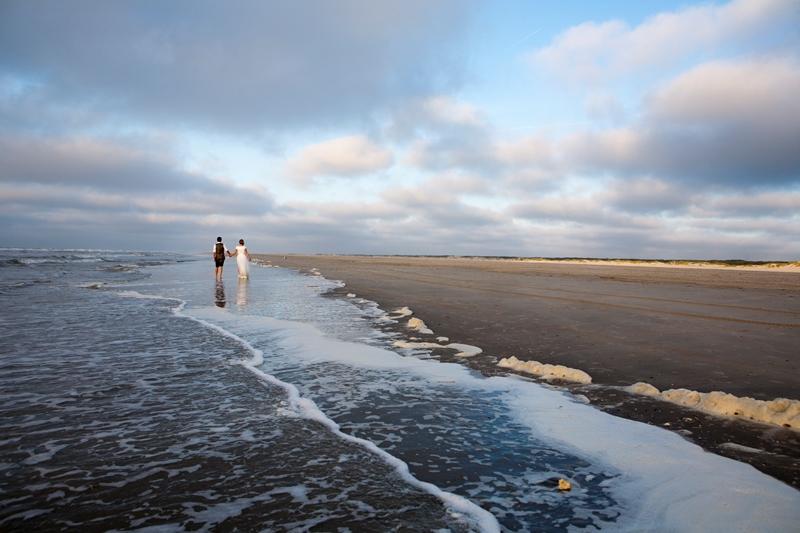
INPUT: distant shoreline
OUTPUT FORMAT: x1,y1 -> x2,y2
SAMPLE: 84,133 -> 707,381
271,253 -> 800,272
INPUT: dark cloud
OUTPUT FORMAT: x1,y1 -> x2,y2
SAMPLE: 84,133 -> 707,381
0,0 -> 472,132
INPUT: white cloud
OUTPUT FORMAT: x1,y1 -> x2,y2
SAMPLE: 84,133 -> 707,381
286,135 -> 394,182
532,0 -> 799,83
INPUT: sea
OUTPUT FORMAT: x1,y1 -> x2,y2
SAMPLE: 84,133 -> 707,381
1,249 -> 798,532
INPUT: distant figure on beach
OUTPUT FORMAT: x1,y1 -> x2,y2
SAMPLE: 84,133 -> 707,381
212,236 -> 229,280
229,238 -> 250,278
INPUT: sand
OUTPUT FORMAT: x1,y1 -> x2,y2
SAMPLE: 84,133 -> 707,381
256,254 -> 799,398
254,254 -> 800,486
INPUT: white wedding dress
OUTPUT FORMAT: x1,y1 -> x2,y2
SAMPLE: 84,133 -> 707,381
235,245 -> 250,278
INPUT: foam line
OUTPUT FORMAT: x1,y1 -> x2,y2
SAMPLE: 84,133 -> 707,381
498,356 -> 592,384
407,317 -> 433,334
625,382 -> 799,430
116,290 -> 500,532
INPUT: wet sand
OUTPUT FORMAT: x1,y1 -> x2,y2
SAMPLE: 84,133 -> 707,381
256,255 -> 799,398
255,254 -> 800,487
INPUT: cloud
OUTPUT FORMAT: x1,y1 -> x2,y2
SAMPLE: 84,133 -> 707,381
510,193 -> 661,230
509,197 -> 799,259
0,134 -> 275,249
386,96 -> 487,144
532,0 -> 799,84
407,133 -> 494,174
286,135 -> 394,182
381,184 -> 504,229
599,177 -> 691,214
647,57 -> 800,130
370,55 -> 799,259
565,58 -> 800,186
251,170 -> 525,255
0,0 -> 473,132
0,135 -> 221,192
407,55 -> 800,195
694,190 -> 800,217
418,96 -> 485,128
398,97 -> 557,186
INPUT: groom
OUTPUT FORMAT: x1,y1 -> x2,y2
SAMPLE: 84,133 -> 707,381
212,236 -> 229,280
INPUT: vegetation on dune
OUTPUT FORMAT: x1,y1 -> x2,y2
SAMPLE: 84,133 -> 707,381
338,254 -> 798,267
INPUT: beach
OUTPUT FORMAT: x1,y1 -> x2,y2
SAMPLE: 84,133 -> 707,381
255,254 -> 800,486
2,250 -> 799,531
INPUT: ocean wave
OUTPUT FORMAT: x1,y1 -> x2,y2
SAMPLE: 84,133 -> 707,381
0,279 -> 52,291
0,254 -> 184,269
78,281 -> 107,289
100,264 -> 141,273
0,255 -> 105,266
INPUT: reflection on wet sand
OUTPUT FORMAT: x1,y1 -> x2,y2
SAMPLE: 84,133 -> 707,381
236,276 -> 248,307
214,280 -> 226,308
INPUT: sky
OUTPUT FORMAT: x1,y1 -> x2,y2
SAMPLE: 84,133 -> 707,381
1,0 -> 799,259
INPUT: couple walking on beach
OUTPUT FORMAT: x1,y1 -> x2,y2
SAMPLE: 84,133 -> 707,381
213,236 -> 250,280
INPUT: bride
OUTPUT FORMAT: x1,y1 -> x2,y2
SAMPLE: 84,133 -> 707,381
228,238 -> 250,278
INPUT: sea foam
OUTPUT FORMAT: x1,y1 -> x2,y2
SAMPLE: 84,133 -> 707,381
498,356 -> 592,384
625,382 -> 799,430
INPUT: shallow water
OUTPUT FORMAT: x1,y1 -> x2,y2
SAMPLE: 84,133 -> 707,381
1,250 -> 798,532
0,252 -> 461,531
